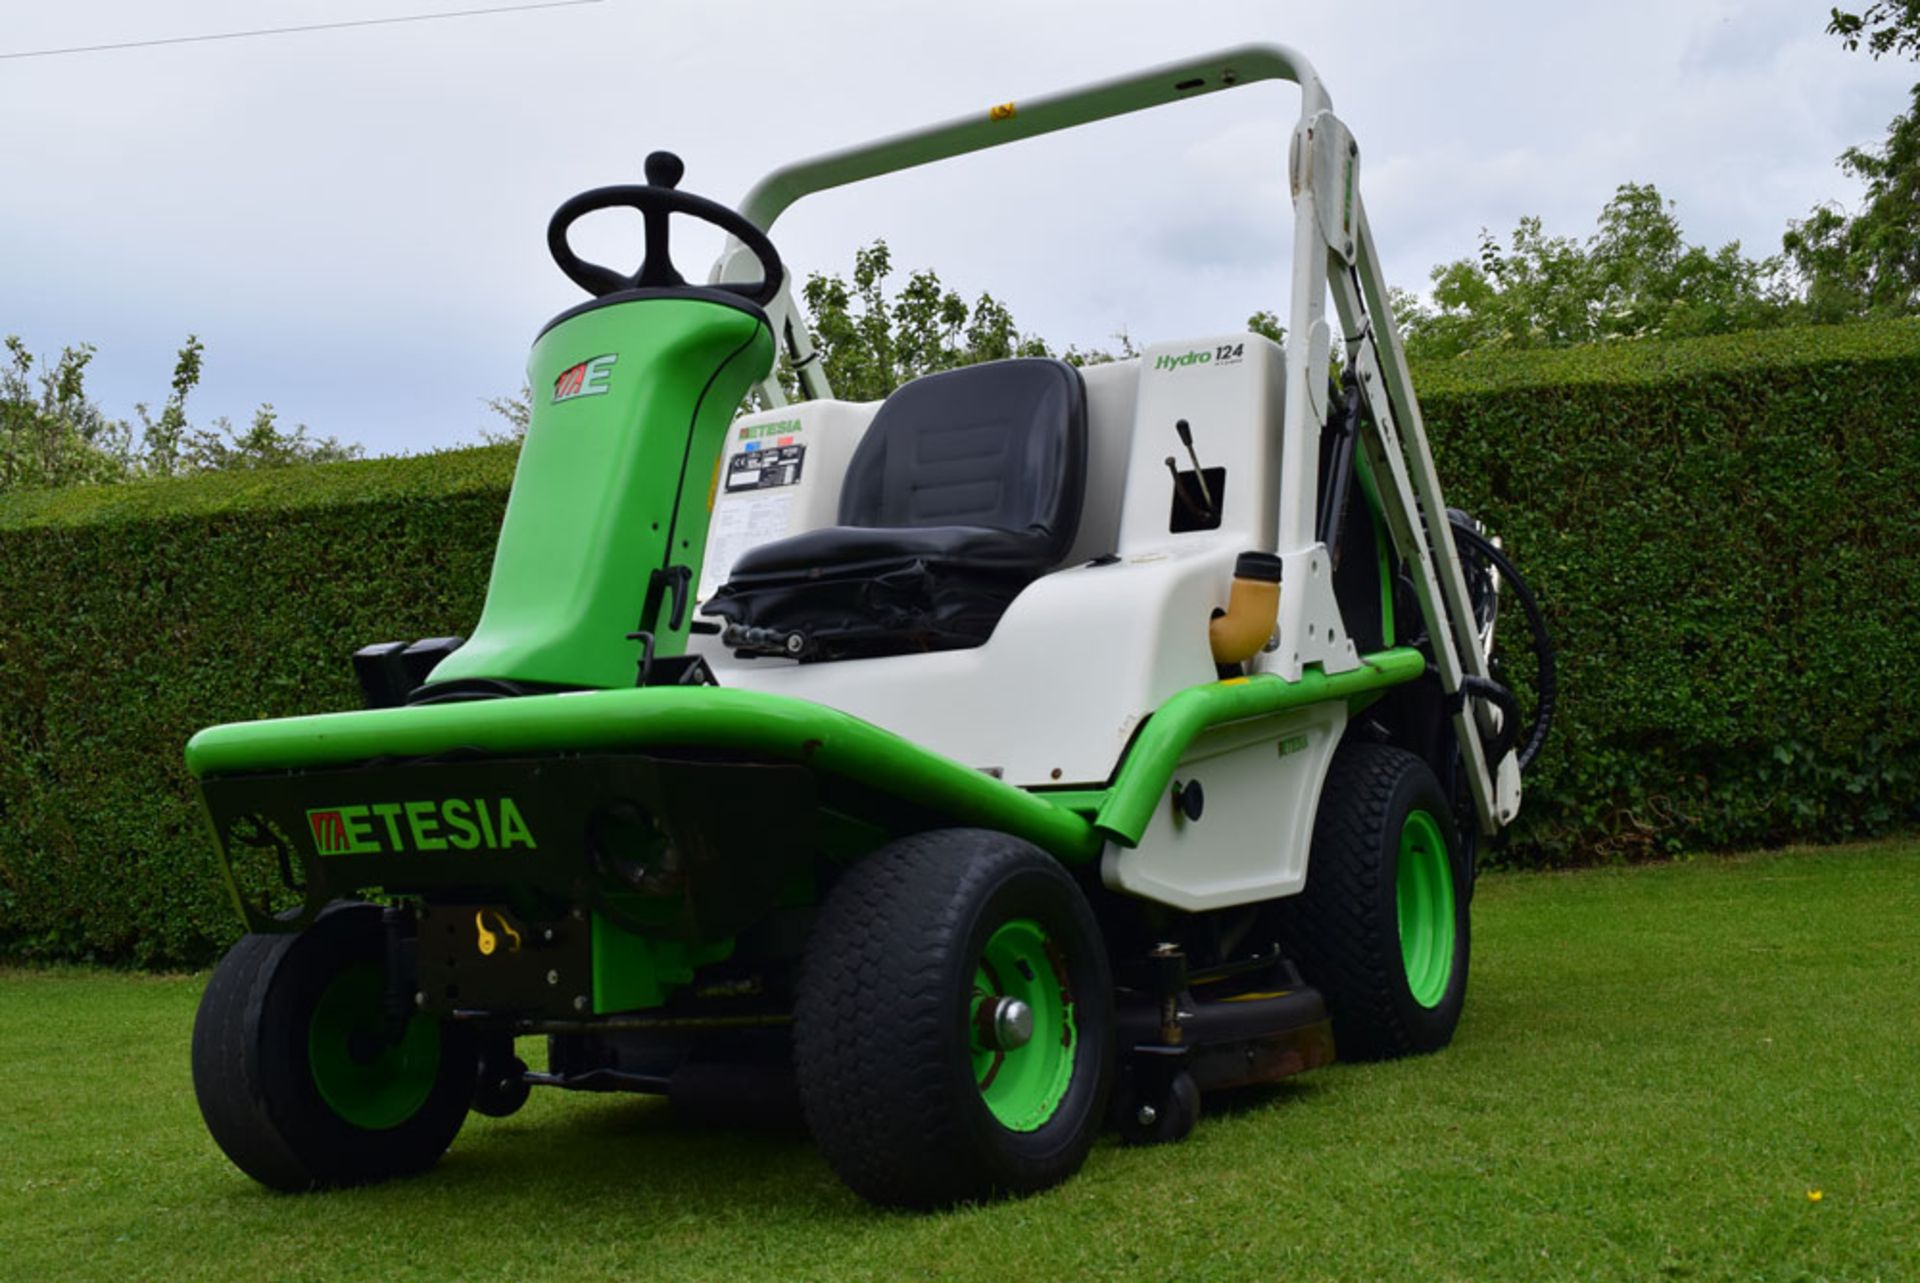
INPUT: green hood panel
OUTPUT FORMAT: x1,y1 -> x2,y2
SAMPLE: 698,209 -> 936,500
185,687 -> 1105,863
427,296 -> 773,692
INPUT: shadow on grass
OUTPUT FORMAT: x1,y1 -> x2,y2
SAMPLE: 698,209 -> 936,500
403,1091 -> 856,1217
190,1067 -> 1337,1226
1191,1077 -> 1323,1123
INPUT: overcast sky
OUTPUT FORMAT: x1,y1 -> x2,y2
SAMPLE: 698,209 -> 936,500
3,1 -> 1913,455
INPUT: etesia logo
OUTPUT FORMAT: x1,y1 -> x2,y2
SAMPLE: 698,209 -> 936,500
1154,349 -> 1211,371
739,418 -> 801,441
306,799 -> 537,856
552,353 -> 617,403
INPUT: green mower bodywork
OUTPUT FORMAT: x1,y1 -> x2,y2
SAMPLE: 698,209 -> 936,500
183,229 -> 1424,1174
188,194 -> 1424,1014
188,56 -> 1546,1202
191,649 -> 1424,1014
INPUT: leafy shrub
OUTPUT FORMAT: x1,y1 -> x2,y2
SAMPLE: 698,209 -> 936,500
0,448 -> 514,964
3,322 -> 1918,963
1418,320 -> 1920,862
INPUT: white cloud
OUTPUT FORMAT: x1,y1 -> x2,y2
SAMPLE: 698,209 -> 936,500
2,0 -> 1913,451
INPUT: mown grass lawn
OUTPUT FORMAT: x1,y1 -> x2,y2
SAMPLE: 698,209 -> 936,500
3,841 -> 1917,1282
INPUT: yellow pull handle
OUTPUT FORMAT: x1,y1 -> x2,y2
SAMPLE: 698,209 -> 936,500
474,909 -> 521,956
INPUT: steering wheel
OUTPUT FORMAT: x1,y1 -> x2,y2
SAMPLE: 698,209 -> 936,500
545,150 -> 784,305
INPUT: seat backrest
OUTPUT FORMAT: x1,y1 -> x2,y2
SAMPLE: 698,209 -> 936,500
836,358 -> 1088,561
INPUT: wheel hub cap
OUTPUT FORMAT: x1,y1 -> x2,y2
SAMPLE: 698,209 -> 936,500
976,996 -> 1034,1050
970,919 -> 1076,1132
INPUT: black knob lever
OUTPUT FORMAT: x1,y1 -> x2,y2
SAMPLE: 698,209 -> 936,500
644,150 -> 684,189
1174,419 -> 1216,513
637,150 -> 687,288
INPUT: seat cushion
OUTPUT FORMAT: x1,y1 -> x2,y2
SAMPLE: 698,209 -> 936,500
727,523 -> 1050,581
706,555 -> 1029,661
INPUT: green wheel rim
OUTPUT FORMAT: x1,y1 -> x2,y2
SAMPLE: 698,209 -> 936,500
307,961 -> 442,1131
1396,809 -> 1456,1009
969,918 -> 1076,1132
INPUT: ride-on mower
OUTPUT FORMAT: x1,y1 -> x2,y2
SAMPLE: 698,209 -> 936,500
188,43 -> 1553,1208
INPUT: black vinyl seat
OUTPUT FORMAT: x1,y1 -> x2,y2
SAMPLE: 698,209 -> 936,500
705,358 -> 1087,660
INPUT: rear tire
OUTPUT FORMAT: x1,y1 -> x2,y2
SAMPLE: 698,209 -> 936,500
793,829 -> 1114,1207
1270,744 -> 1470,1060
191,903 -> 477,1190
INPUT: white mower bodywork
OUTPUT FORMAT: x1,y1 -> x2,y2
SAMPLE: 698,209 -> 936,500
693,44 -> 1519,913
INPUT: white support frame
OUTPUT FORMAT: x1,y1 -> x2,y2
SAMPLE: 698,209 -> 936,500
703,43 -> 1516,833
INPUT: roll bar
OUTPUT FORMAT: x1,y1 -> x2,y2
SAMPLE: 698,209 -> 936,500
734,45 -> 1328,233
707,44 -> 1328,406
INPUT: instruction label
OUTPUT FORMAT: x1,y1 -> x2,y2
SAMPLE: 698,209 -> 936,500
702,488 -> 797,595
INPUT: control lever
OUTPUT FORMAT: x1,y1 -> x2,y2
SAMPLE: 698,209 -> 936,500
1174,419 -> 1216,513
1164,457 -> 1208,516
646,564 -> 695,631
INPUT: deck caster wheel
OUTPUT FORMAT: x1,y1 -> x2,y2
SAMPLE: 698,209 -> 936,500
472,1042 -> 531,1118
191,902 -> 477,1191
1115,1068 -> 1200,1146
794,828 -> 1115,1208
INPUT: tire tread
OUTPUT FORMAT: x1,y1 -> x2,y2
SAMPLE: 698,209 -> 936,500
793,829 -> 1110,1207
1270,744 -> 1467,1061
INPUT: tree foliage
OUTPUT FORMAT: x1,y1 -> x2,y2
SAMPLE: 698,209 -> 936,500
0,339 -> 132,493
1785,7 -> 1920,321
1828,3 -> 1920,59
797,240 -> 1261,396
797,240 -> 1053,402
482,238 -> 1133,437
1783,84 -> 1920,321
1398,184 -> 1792,359
1245,310 -> 1286,346
0,334 -> 359,496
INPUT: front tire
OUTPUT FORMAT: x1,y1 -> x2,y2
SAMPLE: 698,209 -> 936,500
191,903 -> 477,1191
1271,744 -> 1471,1060
793,829 -> 1114,1207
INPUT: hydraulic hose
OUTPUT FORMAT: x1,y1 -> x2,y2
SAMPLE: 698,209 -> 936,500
1454,674 -> 1519,764
1447,516 -> 1557,773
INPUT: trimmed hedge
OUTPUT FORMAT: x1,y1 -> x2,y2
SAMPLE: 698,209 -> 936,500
0,449 -> 517,964
1418,321 -> 1920,863
3,322 -> 1919,964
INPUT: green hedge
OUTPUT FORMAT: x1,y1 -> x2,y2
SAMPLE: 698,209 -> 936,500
0,449 -> 518,964
1417,321 -> 1920,863
3,322 -> 1919,964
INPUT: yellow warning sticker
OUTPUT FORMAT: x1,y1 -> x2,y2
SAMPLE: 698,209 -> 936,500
989,101 -> 1017,122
